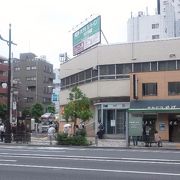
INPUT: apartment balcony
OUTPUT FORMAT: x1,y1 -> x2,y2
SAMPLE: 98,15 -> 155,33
0,87 -> 7,94
0,63 -> 8,71
0,76 -> 8,82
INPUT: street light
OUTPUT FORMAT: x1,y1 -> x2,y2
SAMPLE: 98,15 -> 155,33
0,24 -> 17,143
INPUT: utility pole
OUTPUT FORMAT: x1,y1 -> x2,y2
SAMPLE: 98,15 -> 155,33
0,24 -> 17,143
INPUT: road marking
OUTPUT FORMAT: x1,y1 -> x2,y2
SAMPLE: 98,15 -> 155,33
0,145 -> 180,154
0,159 -> 16,162
0,153 -> 179,165
0,163 -> 179,176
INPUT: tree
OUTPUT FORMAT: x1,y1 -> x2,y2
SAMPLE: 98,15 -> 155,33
22,107 -> 31,119
47,104 -> 55,114
0,104 -> 7,122
31,103 -> 44,123
63,86 -> 93,134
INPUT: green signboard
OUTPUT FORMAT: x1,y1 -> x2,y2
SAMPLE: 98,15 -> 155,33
129,115 -> 143,136
73,16 -> 101,55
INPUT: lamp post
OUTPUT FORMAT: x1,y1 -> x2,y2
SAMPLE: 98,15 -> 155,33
0,24 -> 17,143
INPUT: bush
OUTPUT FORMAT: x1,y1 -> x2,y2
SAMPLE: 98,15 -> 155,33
56,133 -> 89,146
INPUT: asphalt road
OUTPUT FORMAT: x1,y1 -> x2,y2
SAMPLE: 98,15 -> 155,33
0,145 -> 179,180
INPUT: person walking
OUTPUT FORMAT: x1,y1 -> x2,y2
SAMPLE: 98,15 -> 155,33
0,123 -> 5,142
48,125 -> 56,145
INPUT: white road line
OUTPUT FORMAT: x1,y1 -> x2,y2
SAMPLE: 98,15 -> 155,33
0,154 -> 179,165
0,163 -> 179,176
0,159 -> 16,162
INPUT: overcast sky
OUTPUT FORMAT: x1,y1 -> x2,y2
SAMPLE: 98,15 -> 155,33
0,0 -> 156,66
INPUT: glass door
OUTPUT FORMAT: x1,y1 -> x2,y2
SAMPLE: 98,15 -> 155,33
103,109 -> 116,134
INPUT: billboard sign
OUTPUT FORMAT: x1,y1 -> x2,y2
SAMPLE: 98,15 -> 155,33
73,16 -> 101,56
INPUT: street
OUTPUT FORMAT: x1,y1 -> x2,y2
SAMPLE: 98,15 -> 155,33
0,145 -> 179,180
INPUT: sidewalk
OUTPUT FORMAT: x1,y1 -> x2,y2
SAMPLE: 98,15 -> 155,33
1,135 -> 180,150
88,137 -> 180,150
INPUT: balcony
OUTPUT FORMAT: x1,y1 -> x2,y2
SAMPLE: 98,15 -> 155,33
0,87 -> 7,94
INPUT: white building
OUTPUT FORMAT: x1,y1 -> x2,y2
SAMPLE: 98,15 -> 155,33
127,12 -> 168,41
127,0 -> 178,42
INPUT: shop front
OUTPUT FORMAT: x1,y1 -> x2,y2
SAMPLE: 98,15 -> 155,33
95,102 -> 130,139
129,100 -> 180,142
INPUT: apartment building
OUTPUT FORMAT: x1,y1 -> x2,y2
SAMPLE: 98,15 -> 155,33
13,53 -> 54,116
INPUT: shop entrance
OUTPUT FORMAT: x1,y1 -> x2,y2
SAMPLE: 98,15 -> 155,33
142,115 -> 156,139
169,114 -> 180,142
102,109 -> 126,137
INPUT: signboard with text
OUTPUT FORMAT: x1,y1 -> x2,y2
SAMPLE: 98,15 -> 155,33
129,115 -> 143,136
73,16 -> 101,56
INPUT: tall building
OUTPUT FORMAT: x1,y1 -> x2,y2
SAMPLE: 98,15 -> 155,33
13,53 -> 54,117
127,0 -> 178,42
127,12 -> 168,41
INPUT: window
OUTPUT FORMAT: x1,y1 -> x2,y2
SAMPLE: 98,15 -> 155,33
85,69 -> 91,82
100,64 -> 115,79
158,60 -> 176,71
142,83 -> 157,96
15,67 -> 20,71
151,62 -> 158,71
152,35 -> 160,39
116,64 -> 132,74
26,77 -> 36,81
26,66 -> 30,70
177,60 -> 180,70
31,66 -> 37,70
168,82 -> 180,95
152,23 -> 159,29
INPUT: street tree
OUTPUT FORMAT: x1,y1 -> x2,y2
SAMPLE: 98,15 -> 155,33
31,103 -> 44,123
47,104 -> 55,114
63,86 -> 93,134
22,107 -> 31,119
0,104 -> 7,122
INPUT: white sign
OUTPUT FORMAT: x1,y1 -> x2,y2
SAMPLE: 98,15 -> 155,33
111,120 -> 115,127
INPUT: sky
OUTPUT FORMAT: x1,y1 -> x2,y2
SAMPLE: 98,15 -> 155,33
0,0 -> 157,66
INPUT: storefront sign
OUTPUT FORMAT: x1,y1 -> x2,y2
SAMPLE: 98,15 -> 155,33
147,105 -> 176,110
129,116 -> 143,136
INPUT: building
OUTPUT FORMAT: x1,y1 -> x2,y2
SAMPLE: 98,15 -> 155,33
60,38 -> 180,141
52,68 -> 60,114
0,55 -> 8,104
13,53 -> 54,118
127,0 -> 180,42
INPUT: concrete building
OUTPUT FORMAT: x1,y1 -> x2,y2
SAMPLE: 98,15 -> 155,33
60,37 -> 180,141
13,53 -> 54,117
52,68 -> 60,114
127,12 -> 168,41
127,0 -> 179,42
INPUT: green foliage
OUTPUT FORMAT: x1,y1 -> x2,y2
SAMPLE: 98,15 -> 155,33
22,108 -> 31,118
63,86 -> 93,133
0,104 -> 7,121
56,133 -> 89,146
47,104 -> 55,114
31,103 -> 44,122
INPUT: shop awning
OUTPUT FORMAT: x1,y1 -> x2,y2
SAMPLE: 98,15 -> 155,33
128,100 -> 180,113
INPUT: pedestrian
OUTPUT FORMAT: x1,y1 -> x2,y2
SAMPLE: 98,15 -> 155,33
0,123 -> 5,142
97,122 -> 105,139
48,125 -> 56,145
154,130 -> 162,147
